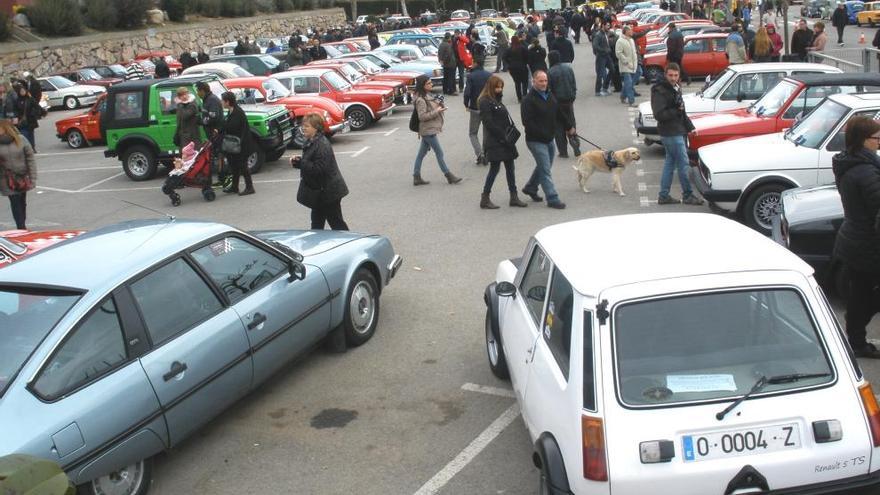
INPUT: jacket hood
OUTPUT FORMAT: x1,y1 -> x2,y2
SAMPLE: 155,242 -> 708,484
832,149 -> 880,182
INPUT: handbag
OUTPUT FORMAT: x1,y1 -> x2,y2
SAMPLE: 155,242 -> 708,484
504,113 -> 521,145
221,134 -> 241,154
4,169 -> 32,192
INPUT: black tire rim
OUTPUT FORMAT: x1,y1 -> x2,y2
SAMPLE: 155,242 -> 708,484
753,191 -> 782,231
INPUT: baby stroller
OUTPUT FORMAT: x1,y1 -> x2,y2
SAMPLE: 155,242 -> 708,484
162,139 -> 217,206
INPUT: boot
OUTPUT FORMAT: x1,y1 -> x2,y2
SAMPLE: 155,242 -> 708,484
509,191 -> 528,207
413,174 -> 430,186
445,172 -> 462,184
480,193 -> 500,209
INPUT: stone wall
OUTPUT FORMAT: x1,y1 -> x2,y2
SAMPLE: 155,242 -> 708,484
0,8 -> 347,76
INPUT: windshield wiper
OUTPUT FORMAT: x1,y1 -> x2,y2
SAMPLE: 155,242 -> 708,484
716,373 -> 830,421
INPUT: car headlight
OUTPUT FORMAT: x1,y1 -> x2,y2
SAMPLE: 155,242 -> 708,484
433,68 -> 442,77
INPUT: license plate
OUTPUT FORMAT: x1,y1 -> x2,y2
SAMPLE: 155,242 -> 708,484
682,423 -> 801,462
282,130 -> 292,141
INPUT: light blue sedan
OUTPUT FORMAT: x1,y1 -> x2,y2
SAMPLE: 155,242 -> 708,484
0,219 -> 401,495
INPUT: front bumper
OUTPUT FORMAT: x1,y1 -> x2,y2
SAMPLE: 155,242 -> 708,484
376,104 -> 395,118
688,166 -> 741,205
328,119 -> 352,135
75,94 -> 100,107
386,254 -> 403,283
258,130 -> 291,152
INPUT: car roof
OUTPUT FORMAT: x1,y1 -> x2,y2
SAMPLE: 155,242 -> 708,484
828,91 -> 880,107
276,67 -> 332,77
683,32 -> 730,40
534,213 -> 812,296
0,219 -> 234,291
107,74 -> 216,92
184,62 -> 241,71
726,62 -> 841,74
789,72 -> 880,86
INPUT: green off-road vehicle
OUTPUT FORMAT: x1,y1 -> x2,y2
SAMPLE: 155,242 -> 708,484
102,75 -> 293,181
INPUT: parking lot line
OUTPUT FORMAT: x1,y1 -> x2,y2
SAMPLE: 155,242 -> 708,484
384,127 -> 399,136
78,172 -> 126,192
460,383 -> 515,399
37,149 -> 106,157
351,146 -> 369,158
412,403 -> 521,495
42,166 -> 120,173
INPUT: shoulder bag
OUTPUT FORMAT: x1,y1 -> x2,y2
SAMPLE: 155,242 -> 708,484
504,110 -> 521,145
221,134 -> 241,154
4,169 -> 32,192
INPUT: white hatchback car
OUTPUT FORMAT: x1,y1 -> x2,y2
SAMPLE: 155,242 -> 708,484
635,63 -> 841,145
484,213 -> 880,495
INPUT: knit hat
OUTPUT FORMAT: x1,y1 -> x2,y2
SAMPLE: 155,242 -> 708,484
181,141 -> 196,162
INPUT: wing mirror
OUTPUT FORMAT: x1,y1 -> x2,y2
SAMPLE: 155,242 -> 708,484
495,281 -> 516,297
736,93 -> 746,103
288,260 -> 306,281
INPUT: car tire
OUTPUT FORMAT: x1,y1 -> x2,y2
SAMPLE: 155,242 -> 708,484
742,183 -> 787,235
265,148 -> 285,162
122,145 -> 158,181
77,457 -> 152,495
645,66 -> 663,83
486,308 -> 509,379
538,468 -> 553,495
346,106 -> 373,131
246,147 -> 265,175
66,128 -> 86,149
343,268 -> 380,347
64,96 -> 79,110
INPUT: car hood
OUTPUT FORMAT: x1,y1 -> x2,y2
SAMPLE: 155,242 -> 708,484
699,132 -> 814,173
781,184 -> 842,227
252,230 -> 369,257
66,85 -> 105,94
638,91 -> 716,117
0,229 -> 84,267
278,96 -> 345,117
379,70 -> 426,79
690,109 -> 764,134
240,103 -> 287,117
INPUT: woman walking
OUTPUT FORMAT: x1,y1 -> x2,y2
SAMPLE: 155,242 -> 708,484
832,116 -> 880,358
14,84 -> 39,152
412,75 -> 462,186
0,120 -> 36,230
291,112 -> 350,230
220,92 -> 255,196
478,76 -> 527,209
174,87 -> 201,148
504,35 -> 530,102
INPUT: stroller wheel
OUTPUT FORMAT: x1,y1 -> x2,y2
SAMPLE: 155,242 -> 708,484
203,189 -> 216,202
171,193 -> 181,207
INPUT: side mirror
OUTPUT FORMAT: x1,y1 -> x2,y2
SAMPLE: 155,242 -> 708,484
288,260 -> 306,281
736,93 -> 745,103
495,281 -> 516,297
794,111 -> 804,122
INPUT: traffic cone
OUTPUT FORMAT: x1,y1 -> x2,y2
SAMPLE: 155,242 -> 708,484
860,31 -> 866,44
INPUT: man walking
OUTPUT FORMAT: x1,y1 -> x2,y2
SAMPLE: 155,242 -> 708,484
651,63 -> 703,206
196,81 -> 225,184
571,9 -> 586,44
550,28 -> 575,63
438,33 -> 457,94
463,60 -> 491,165
665,23 -> 685,83
548,51 -> 581,158
791,19 -> 814,61
521,70 -> 576,209
616,26 -> 638,106
832,3 -> 848,46
592,21 -> 611,96
726,23 -> 747,64
494,25 -> 509,72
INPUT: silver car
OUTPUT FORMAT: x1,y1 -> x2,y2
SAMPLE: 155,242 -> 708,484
38,75 -> 106,110
0,219 -> 401,495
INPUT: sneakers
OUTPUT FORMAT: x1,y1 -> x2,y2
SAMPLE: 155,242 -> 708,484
522,187 -> 543,202
547,201 -> 566,209
682,194 -> 704,206
599,91 -> 610,96
657,195 -> 681,205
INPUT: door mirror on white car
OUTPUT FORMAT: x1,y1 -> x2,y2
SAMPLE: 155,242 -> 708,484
495,281 -> 516,297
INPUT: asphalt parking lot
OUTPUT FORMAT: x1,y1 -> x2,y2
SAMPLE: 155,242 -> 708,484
12,10 -> 880,493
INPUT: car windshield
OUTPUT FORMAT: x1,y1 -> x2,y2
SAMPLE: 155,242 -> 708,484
701,68 -> 735,99
259,55 -> 280,68
614,288 -> 834,407
232,66 -> 253,77
358,58 -> 383,73
373,51 -> 403,64
208,80 -> 227,96
262,78 -> 290,100
750,79 -> 798,117
108,64 -> 127,77
324,71 -> 352,91
422,45 -> 439,56
0,287 -> 81,397
786,98 -> 848,149
339,64 -> 365,82
79,69 -> 103,81
47,76 -> 75,89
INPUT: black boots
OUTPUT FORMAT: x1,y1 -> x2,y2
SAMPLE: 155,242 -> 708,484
509,192 -> 528,207
445,172 -> 462,184
413,174 -> 430,186
480,193 -> 499,209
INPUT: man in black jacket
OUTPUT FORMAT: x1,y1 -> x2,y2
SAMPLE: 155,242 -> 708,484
548,51 -> 580,158
549,28 -> 575,63
592,21 -> 611,96
832,3 -> 848,46
792,19 -> 814,61
570,10 -> 586,43
650,63 -> 703,205
197,81 -> 226,185
520,70 -> 576,209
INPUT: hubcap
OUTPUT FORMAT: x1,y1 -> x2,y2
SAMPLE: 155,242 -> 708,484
92,461 -> 144,495
65,98 -> 76,109
247,152 -> 258,169
68,131 -> 83,148
486,315 -> 499,366
128,152 -> 149,177
350,111 -> 366,129
753,192 -> 782,230
349,281 -> 375,334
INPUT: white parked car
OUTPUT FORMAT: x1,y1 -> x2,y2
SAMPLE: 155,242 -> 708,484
635,63 -> 841,145
37,75 -> 105,110
485,213 -> 880,495
180,62 -> 254,80
374,44 -> 439,64
693,92 -> 880,234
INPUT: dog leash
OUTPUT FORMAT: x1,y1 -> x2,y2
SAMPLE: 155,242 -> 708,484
575,134 -> 606,151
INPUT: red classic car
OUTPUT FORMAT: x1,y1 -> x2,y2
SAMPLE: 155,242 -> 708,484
641,19 -> 718,53
271,68 -> 395,131
324,41 -> 365,55
306,60 -> 409,104
53,68 -> 122,88
687,72 -> 880,160
134,51 -> 182,74
634,11 -> 690,33
642,32 -> 730,82
222,76 -> 351,135
332,55 -> 423,88
0,230 -> 84,267
54,94 -> 105,149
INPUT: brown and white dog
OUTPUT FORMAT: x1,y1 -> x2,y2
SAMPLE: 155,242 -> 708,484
572,147 -> 641,196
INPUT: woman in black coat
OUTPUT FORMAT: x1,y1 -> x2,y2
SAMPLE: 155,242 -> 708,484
504,35 -> 530,102
832,115 -> 880,358
478,75 -> 527,210
291,112 -> 350,230
220,92 -> 255,195
526,38 -> 547,76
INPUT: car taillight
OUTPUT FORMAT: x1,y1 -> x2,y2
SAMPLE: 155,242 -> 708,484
859,383 -> 880,447
582,416 -> 608,482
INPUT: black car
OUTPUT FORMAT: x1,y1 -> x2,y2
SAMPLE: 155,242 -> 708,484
215,54 -> 287,76
801,0 -> 830,18
772,184 -> 846,293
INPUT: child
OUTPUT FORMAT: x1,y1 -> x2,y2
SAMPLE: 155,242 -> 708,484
170,141 -> 197,176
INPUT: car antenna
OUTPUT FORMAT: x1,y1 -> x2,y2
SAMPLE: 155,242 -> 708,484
119,199 -> 176,222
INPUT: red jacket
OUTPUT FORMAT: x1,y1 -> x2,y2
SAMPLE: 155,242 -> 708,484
456,34 -> 473,68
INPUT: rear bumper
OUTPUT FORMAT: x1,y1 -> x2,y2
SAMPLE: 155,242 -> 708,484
633,115 -> 659,142
329,120 -> 352,135
768,469 -> 880,494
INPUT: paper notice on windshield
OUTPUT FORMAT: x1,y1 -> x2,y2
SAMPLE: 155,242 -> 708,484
666,374 -> 737,393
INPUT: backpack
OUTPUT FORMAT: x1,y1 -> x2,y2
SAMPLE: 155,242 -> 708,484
409,97 -> 420,133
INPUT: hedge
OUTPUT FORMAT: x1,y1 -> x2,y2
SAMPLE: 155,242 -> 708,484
29,0 -> 83,36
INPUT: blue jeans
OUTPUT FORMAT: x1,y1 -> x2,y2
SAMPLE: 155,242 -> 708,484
524,140 -> 560,203
659,135 -> 694,199
634,63 -> 643,85
484,159 -> 517,194
413,134 -> 450,176
18,127 -> 35,151
595,54 -> 609,94
621,72 -> 635,104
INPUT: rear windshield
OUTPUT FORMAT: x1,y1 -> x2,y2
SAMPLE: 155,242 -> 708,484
0,287 -> 81,397
614,288 -> 834,407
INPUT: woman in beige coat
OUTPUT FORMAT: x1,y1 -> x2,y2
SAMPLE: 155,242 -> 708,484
411,75 -> 462,186
0,119 -> 36,229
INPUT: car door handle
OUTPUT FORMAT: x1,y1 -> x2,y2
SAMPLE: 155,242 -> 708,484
247,312 -> 267,330
162,361 -> 187,382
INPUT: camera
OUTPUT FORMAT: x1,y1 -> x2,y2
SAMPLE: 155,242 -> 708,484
436,94 -> 446,107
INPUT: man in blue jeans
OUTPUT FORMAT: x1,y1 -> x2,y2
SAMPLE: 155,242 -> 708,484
591,21 -> 611,96
521,70 -> 576,209
650,63 -> 704,205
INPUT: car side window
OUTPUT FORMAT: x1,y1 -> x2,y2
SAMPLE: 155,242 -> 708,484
684,39 -> 708,53
720,75 -> 742,101
542,268 -> 574,379
785,85 -> 839,119
828,109 -> 880,151
157,89 -> 180,115
294,77 -> 320,94
114,92 -> 144,120
130,258 -> 223,345
519,245 -> 551,327
713,39 -> 726,52
191,237 -> 288,304
782,89 -> 808,119
583,311 -> 596,411
40,80 -> 54,92
32,298 -> 127,400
